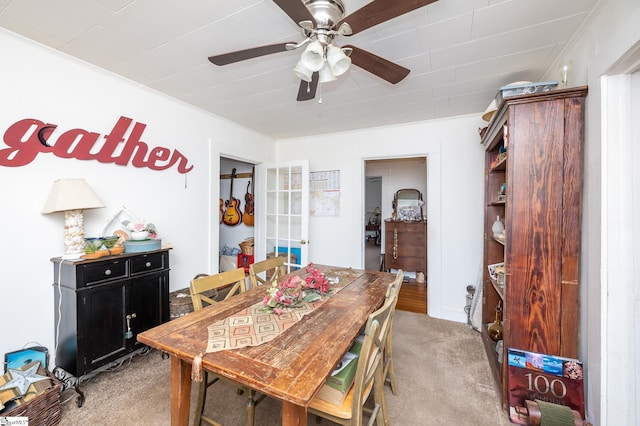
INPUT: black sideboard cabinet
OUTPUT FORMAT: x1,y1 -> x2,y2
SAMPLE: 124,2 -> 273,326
52,249 -> 170,377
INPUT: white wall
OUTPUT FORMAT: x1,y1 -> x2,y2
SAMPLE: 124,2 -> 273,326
275,116 -> 485,322
0,29 -> 275,361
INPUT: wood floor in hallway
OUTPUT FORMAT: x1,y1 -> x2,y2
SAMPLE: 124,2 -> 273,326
397,279 -> 427,314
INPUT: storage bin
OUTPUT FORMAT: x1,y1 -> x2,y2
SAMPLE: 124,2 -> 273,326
0,363 -> 61,425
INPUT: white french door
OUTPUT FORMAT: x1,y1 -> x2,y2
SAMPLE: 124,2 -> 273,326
255,160 -> 309,272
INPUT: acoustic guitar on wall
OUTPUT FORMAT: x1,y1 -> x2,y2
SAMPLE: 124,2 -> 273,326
222,168 -> 242,226
243,167 -> 255,227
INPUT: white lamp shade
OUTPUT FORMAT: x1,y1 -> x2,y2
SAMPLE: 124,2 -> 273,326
42,178 -> 105,257
293,60 -> 314,82
42,178 -> 105,213
318,63 -> 337,83
301,40 -> 325,72
327,45 -> 351,76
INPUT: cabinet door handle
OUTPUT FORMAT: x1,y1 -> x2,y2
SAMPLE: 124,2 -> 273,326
104,269 -> 112,276
145,261 -> 152,267
125,313 -> 137,339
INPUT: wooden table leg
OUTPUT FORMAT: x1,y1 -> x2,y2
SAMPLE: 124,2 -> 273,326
281,401 -> 307,426
171,355 -> 192,426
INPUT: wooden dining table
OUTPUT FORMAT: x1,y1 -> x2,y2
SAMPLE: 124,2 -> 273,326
137,265 -> 394,426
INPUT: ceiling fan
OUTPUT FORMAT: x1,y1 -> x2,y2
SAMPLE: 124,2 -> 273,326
208,0 -> 439,101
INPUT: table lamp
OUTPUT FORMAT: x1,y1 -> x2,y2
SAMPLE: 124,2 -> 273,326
373,207 -> 381,224
42,178 -> 105,258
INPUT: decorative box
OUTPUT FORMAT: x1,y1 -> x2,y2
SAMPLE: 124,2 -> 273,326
123,238 -> 162,253
495,81 -> 559,105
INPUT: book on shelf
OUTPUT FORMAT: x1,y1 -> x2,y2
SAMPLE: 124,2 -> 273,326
507,348 -> 585,425
316,335 -> 364,405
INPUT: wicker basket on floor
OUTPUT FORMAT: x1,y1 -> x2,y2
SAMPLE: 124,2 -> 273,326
1,363 -> 61,425
169,273 -> 218,319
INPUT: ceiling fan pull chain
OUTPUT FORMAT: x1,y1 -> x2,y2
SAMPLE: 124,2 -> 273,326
306,81 -> 311,94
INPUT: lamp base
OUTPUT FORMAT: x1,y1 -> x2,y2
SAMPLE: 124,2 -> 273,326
64,209 -> 86,257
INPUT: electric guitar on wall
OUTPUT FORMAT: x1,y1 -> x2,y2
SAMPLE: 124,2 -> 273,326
243,167 -> 255,227
222,168 -> 242,226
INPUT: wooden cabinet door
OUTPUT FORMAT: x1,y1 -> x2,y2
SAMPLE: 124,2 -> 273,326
128,271 -> 169,350
80,282 -> 127,375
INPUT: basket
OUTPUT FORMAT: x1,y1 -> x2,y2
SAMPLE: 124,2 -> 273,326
239,238 -> 254,255
0,362 -> 61,425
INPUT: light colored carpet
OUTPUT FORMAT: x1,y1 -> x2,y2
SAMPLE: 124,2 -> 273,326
59,311 -> 511,425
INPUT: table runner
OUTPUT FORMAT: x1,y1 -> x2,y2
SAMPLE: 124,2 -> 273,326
192,268 -> 363,381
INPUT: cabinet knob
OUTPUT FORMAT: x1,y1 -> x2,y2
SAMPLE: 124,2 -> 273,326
105,269 -> 112,276
145,262 -> 152,267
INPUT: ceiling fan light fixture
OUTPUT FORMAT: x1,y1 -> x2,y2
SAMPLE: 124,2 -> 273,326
318,63 -> 337,83
301,40 -> 325,72
327,44 -> 351,76
293,60 -> 314,82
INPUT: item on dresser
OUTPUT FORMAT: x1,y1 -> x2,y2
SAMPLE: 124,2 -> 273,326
491,215 -> 505,237
123,238 -> 162,253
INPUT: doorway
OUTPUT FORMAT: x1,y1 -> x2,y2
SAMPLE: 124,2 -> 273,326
219,157 -> 255,272
364,157 -> 428,314
364,176 -> 382,271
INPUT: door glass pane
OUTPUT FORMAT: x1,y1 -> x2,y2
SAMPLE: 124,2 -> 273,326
267,191 -> 278,215
280,192 -> 290,215
291,191 -> 302,215
290,216 -> 302,240
258,160 -> 309,269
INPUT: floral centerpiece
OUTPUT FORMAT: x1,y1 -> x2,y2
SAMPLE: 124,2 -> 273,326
262,263 -> 331,314
122,219 -> 157,240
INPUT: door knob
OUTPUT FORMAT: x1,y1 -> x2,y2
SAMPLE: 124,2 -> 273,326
301,240 -> 308,245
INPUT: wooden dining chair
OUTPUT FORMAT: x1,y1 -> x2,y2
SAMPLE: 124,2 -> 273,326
248,255 -> 286,288
308,289 -> 399,426
189,268 -> 264,426
382,270 -> 403,396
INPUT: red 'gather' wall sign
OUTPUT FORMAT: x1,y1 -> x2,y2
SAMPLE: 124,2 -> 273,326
0,116 -> 194,174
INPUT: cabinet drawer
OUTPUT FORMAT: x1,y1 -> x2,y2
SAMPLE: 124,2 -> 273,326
80,259 -> 128,287
385,255 -> 425,273
131,251 -> 167,275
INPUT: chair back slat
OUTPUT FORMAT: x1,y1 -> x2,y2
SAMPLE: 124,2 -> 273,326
190,268 -> 247,311
249,256 -> 287,288
350,290 -> 398,424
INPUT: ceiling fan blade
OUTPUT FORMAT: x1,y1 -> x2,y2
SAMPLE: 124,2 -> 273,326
344,45 -> 410,84
273,0 -> 315,26
209,43 -> 295,65
297,72 -> 319,101
338,0 -> 439,35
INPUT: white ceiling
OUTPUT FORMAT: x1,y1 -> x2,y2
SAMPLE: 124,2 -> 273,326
0,0 -> 599,139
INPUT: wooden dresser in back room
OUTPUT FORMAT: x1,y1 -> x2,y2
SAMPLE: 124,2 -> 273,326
384,219 -> 427,280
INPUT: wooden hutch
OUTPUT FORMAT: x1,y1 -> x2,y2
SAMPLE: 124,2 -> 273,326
480,87 -> 587,408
